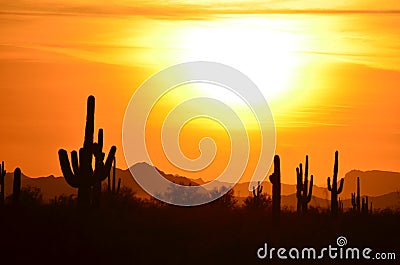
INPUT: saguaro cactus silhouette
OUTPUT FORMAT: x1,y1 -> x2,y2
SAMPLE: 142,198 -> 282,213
13,168 -> 21,205
251,181 -> 263,207
252,181 -> 263,198
269,155 -> 281,219
361,196 -> 370,214
0,161 -> 6,205
327,151 -> 344,216
58,96 -> 116,207
338,197 -> 344,213
296,155 -> 313,213
351,177 -> 361,212
351,176 -> 372,214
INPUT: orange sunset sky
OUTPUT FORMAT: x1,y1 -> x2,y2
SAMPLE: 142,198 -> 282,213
0,1 -> 399,186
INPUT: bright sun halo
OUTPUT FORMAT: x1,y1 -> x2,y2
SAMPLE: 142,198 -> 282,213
178,17 -> 302,103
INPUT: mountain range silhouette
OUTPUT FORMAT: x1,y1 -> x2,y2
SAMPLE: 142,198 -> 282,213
2,163 -> 399,209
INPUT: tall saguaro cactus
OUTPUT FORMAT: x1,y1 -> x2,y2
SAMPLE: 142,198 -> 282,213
13,168 -> 21,205
327,151 -> 344,216
269,155 -> 281,219
58,96 -> 116,207
0,161 -> 6,205
296,155 -> 313,213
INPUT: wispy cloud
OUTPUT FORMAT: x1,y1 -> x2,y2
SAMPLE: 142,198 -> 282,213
0,0 -> 399,20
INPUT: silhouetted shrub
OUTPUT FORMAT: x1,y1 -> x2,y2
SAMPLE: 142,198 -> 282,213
6,186 -> 42,206
209,188 -> 238,209
243,193 -> 271,210
50,194 -> 76,207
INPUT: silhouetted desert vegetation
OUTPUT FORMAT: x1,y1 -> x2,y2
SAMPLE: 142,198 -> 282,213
0,188 -> 399,265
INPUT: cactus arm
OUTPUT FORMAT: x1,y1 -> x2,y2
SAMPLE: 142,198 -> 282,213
307,175 -> 313,203
337,178 -> 344,194
252,187 -> 256,197
327,177 -> 332,191
299,163 -> 303,185
103,146 -> 116,178
84,95 -> 95,149
71,151 -> 79,175
116,178 -> 121,194
259,185 -> 263,195
93,129 -> 105,161
93,146 -> 116,182
98,128 -> 103,150
269,173 -> 275,184
100,146 -> 117,181
58,149 -> 79,188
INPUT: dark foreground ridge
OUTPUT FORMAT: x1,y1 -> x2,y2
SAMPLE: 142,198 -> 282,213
0,201 -> 399,265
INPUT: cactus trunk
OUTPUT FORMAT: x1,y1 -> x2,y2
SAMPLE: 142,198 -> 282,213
327,151 -> 344,217
269,155 -> 281,220
13,168 -> 21,205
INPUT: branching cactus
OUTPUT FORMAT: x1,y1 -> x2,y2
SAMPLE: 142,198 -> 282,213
251,181 -> 263,207
327,151 -> 344,216
361,196 -> 373,215
351,176 -> 372,215
296,155 -> 313,213
269,155 -> 281,219
58,95 -> 116,207
0,161 -> 6,205
13,168 -> 21,205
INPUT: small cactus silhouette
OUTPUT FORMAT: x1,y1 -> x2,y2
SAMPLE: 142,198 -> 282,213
0,161 -> 6,205
13,168 -> 21,205
296,155 -> 313,213
327,151 -> 344,216
351,176 -> 372,215
251,181 -> 263,207
58,96 -> 116,207
338,197 -> 344,213
269,155 -> 281,219
351,177 -> 361,213
252,181 -> 263,198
